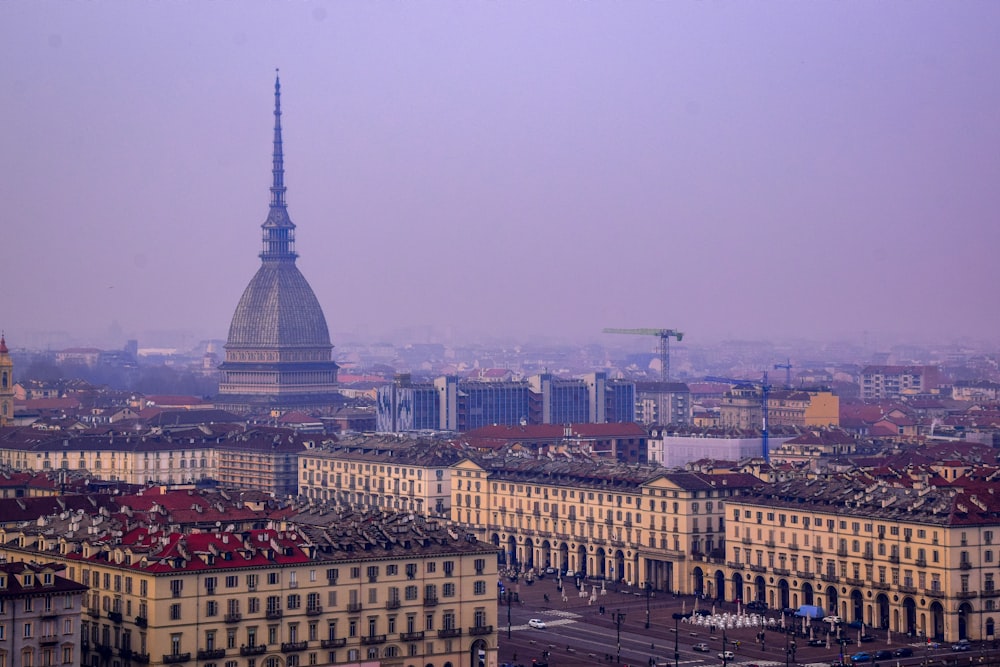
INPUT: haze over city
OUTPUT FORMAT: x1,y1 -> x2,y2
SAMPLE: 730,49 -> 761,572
3,2 -> 1000,350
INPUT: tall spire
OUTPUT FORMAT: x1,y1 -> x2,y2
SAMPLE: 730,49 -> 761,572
261,69 -> 297,261
271,70 -> 286,209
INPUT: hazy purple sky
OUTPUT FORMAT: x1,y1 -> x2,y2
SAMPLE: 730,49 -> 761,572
3,2 -> 999,349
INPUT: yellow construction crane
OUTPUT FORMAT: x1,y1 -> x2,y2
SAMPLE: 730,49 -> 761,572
602,328 -> 684,382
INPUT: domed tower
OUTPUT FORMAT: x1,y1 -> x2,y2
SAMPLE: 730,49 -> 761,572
0,334 -> 13,426
217,74 -> 340,414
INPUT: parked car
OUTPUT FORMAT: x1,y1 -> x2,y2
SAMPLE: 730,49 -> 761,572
874,650 -> 894,660
894,648 -> 914,658
718,651 -> 736,660
850,652 -> 871,663
747,600 -> 768,611
544,567 -> 556,574
823,616 -> 843,624
528,618 -> 546,629
809,639 -> 826,647
693,643 -> 711,652
859,635 -> 875,643
839,637 -> 856,646
952,640 -> 971,652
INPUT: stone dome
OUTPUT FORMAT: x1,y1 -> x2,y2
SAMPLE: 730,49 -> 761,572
226,262 -> 331,349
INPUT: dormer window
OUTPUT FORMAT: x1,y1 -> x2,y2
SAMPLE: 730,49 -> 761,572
0,575 -> 6,588
43,573 -> 52,586
23,574 -> 33,587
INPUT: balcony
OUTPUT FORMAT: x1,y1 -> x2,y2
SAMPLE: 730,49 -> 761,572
797,571 -> 815,580
916,558 -> 927,567
135,615 -> 148,628
727,562 -> 746,570
321,638 -> 347,648
846,577 -> 865,587
87,608 -> 101,618
924,588 -> 945,598
197,649 -> 226,660
385,599 -> 401,610
872,581 -> 890,590
749,564 -> 766,573
400,631 -> 425,641
423,597 -> 439,607
225,613 -> 242,623
788,543 -> 799,551
347,602 -> 363,613
40,635 -> 59,646
162,653 -> 191,664
361,635 -> 387,645
773,568 -> 791,576
240,645 -> 268,656
765,540 -> 776,548
586,516 -> 595,524
812,546 -> 822,554
280,641 -> 308,653
956,590 -> 978,599
121,649 -> 150,664
97,644 -> 114,658
837,548 -> 848,557
306,605 -> 324,616
890,555 -> 900,564
469,625 -> 494,636
438,628 -> 463,639
821,574 -> 838,583
108,610 -> 123,623
265,609 -> 283,620
741,537 -> 752,545
863,552 -> 874,561
899,584 -> 917,594
960,561 -> 973,570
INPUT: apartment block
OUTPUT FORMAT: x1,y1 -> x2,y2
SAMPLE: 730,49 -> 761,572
723,478 -> 1000,643
0,503 -> 499,667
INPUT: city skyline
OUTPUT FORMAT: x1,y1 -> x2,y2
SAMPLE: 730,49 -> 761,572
3,3 -> 1000,350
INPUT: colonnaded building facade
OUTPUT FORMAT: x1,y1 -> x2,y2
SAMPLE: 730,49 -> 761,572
722,478 -> 1000,642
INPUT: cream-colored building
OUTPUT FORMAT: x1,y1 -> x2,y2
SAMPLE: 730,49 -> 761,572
298,438 -> 461,518
720,389 -> 839,430
0,503 -> 499,667
721,478 -> 1000,642
451,457 -> 760,595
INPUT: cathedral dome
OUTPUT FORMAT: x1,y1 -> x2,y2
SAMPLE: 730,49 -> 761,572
226,262 -> 331,349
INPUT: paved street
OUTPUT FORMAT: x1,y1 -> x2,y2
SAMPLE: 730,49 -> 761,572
496,576 -> 995,667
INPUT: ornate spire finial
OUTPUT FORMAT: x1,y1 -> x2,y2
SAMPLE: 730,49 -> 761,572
271,69 -> 285,208
261,71 -> 297,261
0,333 -> 7,355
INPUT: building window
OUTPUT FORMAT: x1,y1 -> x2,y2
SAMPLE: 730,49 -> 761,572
474,581 -> 486,596
170,604 -> 181,621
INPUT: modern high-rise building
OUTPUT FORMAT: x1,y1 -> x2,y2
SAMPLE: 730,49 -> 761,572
376,373 -> 635,432
217,76 -> 340,414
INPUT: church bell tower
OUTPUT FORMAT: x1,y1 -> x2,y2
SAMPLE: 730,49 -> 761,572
0,334 -> 13,427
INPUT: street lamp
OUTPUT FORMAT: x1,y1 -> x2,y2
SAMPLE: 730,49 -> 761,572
673,613 -> 688,667
505,573 -> 519,640
615,610 -> 627,665
646,580 -> 652,629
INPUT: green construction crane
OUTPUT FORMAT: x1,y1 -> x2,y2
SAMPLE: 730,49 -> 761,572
602,328 -> 684,382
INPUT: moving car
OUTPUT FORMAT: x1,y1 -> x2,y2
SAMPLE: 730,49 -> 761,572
747,600 -> 768,612
823,616 -> 843,624
808,639 -> 826,647
718,651 -> 736,660
850,652 -> 871,663
894,648 -> 914,658
874,650 -> 894,660
859,635 -> 875,643
528,618 -> 546,629
693,643 -> 711,652
952,640 -> 971,652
